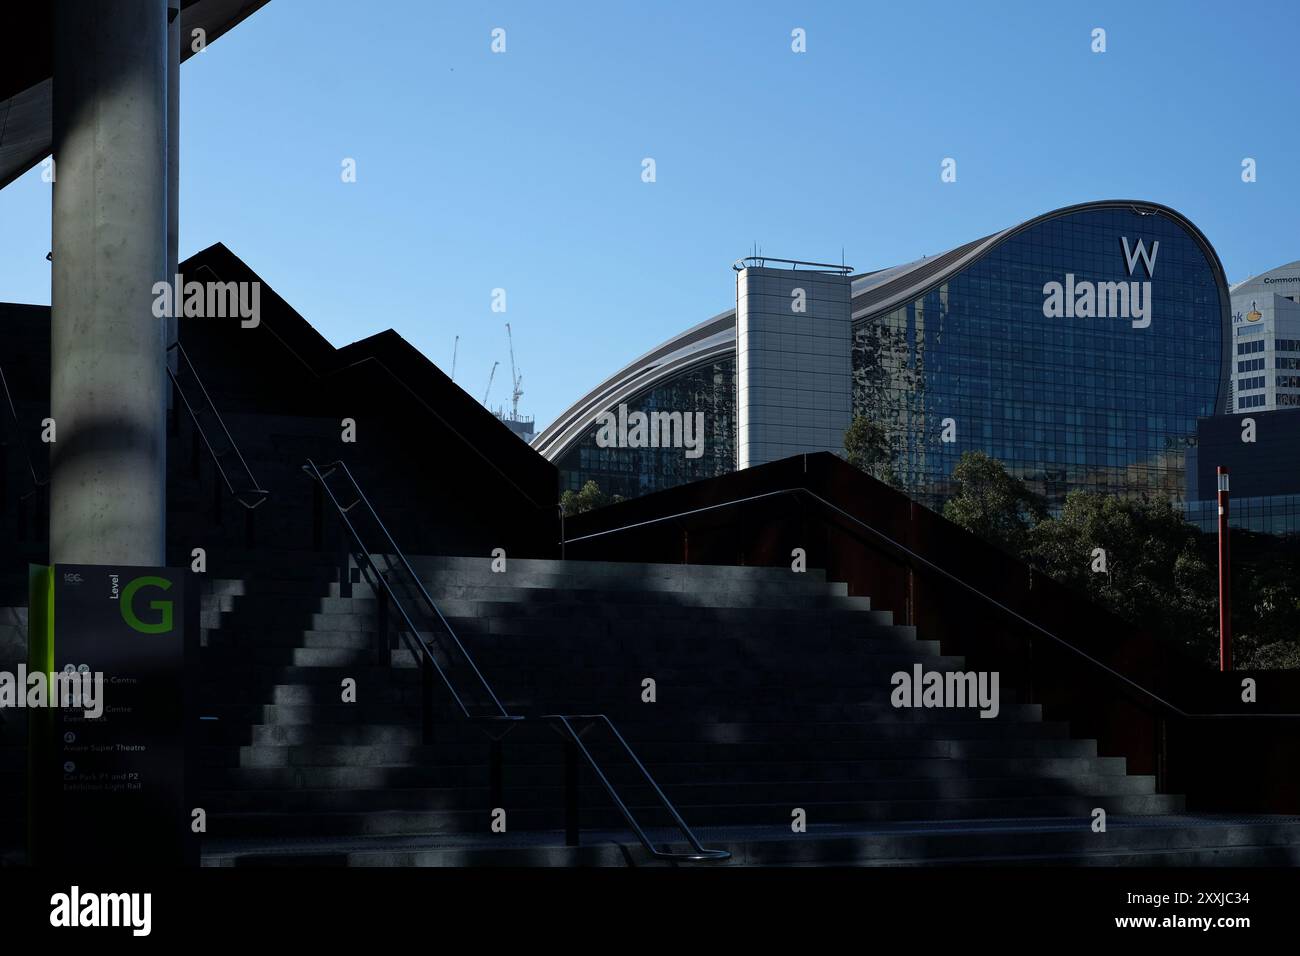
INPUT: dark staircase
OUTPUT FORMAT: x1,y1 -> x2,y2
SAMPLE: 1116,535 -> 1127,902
194,551 -> 1300,866
5,339 -> 1300,867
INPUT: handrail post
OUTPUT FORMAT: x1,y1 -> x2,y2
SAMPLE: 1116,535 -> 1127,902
338,537 -> 352,599
190,416 -> 202,478
311,477 -> 323,550
375,585 -> 389,665
0,443 -> 8,529
489,738 -> 503,811
564,738 -> 580,847
421,656 -> 435,744
211,461 -> 223,524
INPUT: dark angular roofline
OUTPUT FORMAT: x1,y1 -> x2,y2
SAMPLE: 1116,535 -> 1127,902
181,242 -> 558,509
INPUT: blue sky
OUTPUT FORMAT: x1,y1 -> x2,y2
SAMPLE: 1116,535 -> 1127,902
1,0 -> 1296,429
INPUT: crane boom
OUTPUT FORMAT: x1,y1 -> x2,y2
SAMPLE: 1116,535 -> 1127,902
451,335 -> 459,382
483,361 -> 499,405
506,323 -> 523,419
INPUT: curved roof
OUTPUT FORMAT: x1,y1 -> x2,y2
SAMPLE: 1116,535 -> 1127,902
1230,259 -> 1300,295
532,309 -> 736,459
535,199 -> 1233,462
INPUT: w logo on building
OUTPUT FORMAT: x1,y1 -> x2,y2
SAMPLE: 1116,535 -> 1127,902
1042,236 -> 1159,329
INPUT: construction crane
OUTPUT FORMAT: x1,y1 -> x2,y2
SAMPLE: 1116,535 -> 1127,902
482,361 -> 499,406
505,323 -> 523,420
451,335 -> 459,382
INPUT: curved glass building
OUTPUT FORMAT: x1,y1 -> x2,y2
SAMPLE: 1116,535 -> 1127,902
536,200 -> 1232,509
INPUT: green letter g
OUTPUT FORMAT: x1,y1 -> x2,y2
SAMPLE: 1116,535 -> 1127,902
121,576 -> 174,635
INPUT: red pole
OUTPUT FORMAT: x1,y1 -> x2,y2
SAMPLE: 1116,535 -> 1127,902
1217,466 -> 1231,672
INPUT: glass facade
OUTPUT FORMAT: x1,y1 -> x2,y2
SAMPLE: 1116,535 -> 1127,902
1184,495 -> 1300,537
548,204 -> 1229,513
555,358 -> 736,500
851,207 -> 1226,509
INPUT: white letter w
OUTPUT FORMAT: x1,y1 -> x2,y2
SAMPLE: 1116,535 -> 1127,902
1120,237 -> 1159,277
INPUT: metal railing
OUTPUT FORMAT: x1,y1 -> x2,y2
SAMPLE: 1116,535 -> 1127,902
546,714 -> 728,862
562,486 -> 1300,721
303,457 -> 729,862
731,256 -> 854,275
167,340 -> 269,510
303,458 -> 508,721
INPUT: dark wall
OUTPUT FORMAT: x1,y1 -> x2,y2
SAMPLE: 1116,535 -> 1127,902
0,243 -> 561,594
0,303 -> 51,575
566,452 -> 1300,813
1194,409 -> 1300,500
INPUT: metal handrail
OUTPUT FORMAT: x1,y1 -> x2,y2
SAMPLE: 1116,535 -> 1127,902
0,364 -> 46,498
304,458 -> 508,719
304,458 -> 729,861
304,460 -> 506,723
562,486 -> 1300,720
546,714 -> 730,862
167,340 -> 269,509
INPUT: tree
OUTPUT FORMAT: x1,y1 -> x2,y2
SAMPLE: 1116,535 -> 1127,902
941,451 -> 1046,554
937,452 -> 1296,669
559,480 -> 622,516
843,414 -> 898,486
1225,535 -> 1300,670
1021,491 -> 1217,663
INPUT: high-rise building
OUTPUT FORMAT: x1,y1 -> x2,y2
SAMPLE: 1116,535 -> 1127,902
1228,261 -> 1300,411
536,200 -> 1232,509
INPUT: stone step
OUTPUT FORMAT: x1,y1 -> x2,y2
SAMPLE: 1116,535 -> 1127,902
217,705 -> 1045,743
198,754 -> 1133,791
204,719 -> 1064,753
203,792 -> 1188,839
199,734 -> 1102,770
197,690 -> 1034,724
199,589 -> 887,622
203,554 -> 836,589
201,773 -> 1160,814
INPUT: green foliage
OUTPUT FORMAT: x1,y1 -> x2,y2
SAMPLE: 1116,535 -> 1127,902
843,414 -> 898,486
941,451 -> 1046,555
936,451 -> 1300,669
559,480 -> 622,516
1229,545 -> 1300,670
1021,491 -> 1217,662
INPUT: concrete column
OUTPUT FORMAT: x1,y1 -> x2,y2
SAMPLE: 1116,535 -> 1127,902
50,0 -> 169,566
167,3 -> 181,378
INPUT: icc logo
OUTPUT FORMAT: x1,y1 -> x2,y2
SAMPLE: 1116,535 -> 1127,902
120,576 -> 175,634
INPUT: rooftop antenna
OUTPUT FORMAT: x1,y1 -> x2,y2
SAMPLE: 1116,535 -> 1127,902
505,322 -> 523,420
451,335 -> 459,382
482,361 -> 499,406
